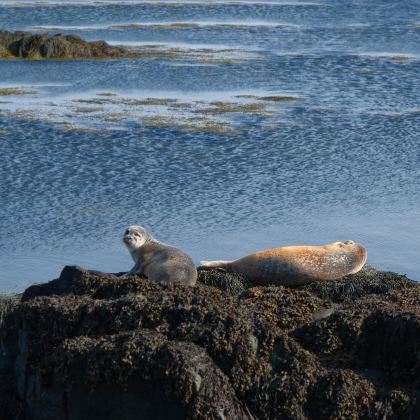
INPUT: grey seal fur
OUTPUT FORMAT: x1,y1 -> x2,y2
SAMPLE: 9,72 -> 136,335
123,225 -> 197,286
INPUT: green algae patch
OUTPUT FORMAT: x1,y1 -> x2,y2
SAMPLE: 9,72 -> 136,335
73,98 -> 113,105
142,115 -> 230,133
258,95 -> 301,102
116,98 -> 178,106
198,101 -> 273,116
169,102 -> 193,109
74,107 -> 104,114
0,88 -> 35,96
122,45 -> 261,64
59,124 -> 106,134
378,55 -> 413,63
96,92 -> 117,97
235,94 -> 259,99
101,112 -> 135,122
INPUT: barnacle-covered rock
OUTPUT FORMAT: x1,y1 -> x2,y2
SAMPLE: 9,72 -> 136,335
1,265 -> 419,419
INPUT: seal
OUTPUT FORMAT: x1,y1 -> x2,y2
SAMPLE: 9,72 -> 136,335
123,225 -> 197,286
201,240 -> 367,286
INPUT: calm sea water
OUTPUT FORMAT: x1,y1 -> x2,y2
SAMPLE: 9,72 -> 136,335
0,0 -> 420,291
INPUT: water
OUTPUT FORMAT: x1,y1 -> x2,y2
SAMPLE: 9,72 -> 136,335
0,0 -> 419,291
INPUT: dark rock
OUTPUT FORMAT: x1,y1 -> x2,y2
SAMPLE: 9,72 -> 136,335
21,265 -> 122,301
197,268 -> 250,295
1,266 -> 419,419
298,266 -> 417,302
0,294 -> 19,327
0,30 -> 130,60
307,369 -> 376,419
356,299 -> 420,388
294,309 -> 365,357
0,44 -> 12,58
0,294 -> 21,418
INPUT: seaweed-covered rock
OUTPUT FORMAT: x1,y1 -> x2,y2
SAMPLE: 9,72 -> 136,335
1,266 -> 420,419
307,369 -> 376,419
0,30 -> 129,60
198,268 -> 250,295
299,266 -> 417,302
0,294 -> 19,327
0,43 -> 13,58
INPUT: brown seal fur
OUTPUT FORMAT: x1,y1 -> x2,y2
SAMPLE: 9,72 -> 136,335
201,240 -> 367,286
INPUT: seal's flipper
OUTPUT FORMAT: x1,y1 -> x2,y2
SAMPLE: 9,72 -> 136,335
200,260 -> 232,269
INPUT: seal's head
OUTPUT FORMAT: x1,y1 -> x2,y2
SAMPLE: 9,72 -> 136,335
123,225 -> 151,251
329,240 -> 368,273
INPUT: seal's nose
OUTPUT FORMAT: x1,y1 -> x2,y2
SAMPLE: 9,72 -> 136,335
358,244 -> 368,261
344,240 -> 355,245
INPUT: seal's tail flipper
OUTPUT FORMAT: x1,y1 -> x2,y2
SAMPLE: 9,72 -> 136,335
200,260 -> 232,270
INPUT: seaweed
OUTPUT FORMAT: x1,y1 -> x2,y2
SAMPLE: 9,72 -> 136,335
2,265 -> 419,419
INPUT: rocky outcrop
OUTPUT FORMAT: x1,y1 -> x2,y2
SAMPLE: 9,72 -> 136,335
0,30 -> 129,59
0,266 -> 419,419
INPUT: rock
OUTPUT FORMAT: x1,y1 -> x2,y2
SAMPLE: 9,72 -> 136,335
298,266 -> 417,302
307,370 -> 376,419
1,266 -> 419,419
0,43 -> 13,59
0,30 -> 129,60
197,268 -> 250,295
0,294 -> 19,327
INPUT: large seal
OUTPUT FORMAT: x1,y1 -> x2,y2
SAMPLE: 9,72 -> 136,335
123,225 -> 197,286
201,240 -> 367,286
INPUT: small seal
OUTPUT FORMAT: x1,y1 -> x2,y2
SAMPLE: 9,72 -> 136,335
123,225 -> 197,286
201,240 -> 367,286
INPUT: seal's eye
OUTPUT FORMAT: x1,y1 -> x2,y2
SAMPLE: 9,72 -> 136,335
125,229 -> 129,235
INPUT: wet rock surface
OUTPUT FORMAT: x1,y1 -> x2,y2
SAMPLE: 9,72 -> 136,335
0,30 -> 129,59
1,266 -> 419,419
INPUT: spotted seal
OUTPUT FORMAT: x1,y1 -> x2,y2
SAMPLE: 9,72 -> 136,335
123,225 -> 197,286
201,240 -> 367,286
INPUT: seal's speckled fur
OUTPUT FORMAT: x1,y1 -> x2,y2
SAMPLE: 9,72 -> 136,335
123,225 -> 197,286
201,241 -> 367,286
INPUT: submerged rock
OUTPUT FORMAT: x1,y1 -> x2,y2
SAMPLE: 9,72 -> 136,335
0,30 -> 129,60
1,266 -> 419,419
